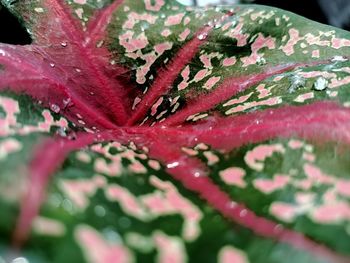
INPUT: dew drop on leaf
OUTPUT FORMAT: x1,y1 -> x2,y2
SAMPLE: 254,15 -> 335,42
11,257 -> 29,263
313,77 -> 328,91
240,209 -> 248,217
256,56 -> 266,66
50,103 -> 60,113
197,33 -> 208,40
60,41 -> 67,47
288,74 -> 305,93
63,98 -> 71,108
94,205 -> 106,217
49,63 -> 55,68
167,161 -> 179,168
331,55 -> 348,62
57,127 -> 67,137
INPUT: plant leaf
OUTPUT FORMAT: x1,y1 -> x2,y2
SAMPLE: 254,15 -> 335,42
1,0 -> 350,262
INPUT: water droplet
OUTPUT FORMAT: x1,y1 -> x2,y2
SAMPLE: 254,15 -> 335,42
167,161 -> 179,169
50,104 -> 60,113
118,217 -> 131,228
193,171 -> 201,177
313,77 -> 328,91
160,13 -> 166,18
227,201 -> 237,209
90,92 -> 95,95
256,56 -> 266,66
197,32 -> 208,40
288,74 -> 305,93
96,40 -> 104,48
61,41 -> 67,47
68,131 -> 77,140
50,62 -> 55,68
75,68 -> 81,73
239,209 -> 247,217
273,224 -> 284,233
94,205 -> 106,217
331,55 -> 347,62
102,228 -> 122,243
62,98 -> 71,108
214,23 -> 222,29
12,257 -> 29,263
57,127 -> 67,137
62,199 -> 74,213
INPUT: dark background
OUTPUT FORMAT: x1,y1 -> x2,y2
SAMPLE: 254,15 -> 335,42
0,0 -> 348,45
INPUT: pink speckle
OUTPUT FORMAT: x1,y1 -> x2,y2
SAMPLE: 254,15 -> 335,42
288,139 -> 304,149
75,225 -> 131,263
164,13 -> 185,26
219,167 -> 246,188
203,151 -> 219,165
161,29 -> 172,37
119,31 -> 149,53
302,152 -> 316,162
241,33 -> 275,67
183,17 -> 191,25
222,57 -> 236,67
336,180 -> 350,197
193,69 -> 210,82
0,138 -> 22,160
303,163 -> 334,185
144,0 -> 165,11
151,97 -> 164,116
33,217 -> 66,236
219,246 -> 249,263
312,202 -> 350,223
299,71 -> 335,79
311,49 -> 320,58
60,176 -> 106,209
76,151 -> 91,163
225,96 -> 282,115
225,21 -> 249,47
75,8 -> 84,19
331,37 -> 350,49
129,161 -> 147,173
179,28 -> 191,41
281,28 -> 303,56
245,144 -> 285,171
73,0 -> 86,4
199,54 -> 212,68
94,158 -> 121,177
223,92 -> 253,107
256,84 -> 271,99
106,185 -> 147,219
148,159 -> 161,170
254,174 -> 290,194
123,12 -> 158,30
154,42 -> 172,54
295,192 -> 315,205
204,76 -> 221,90
329,75 -> 350,88
135,53 -> 157,84
270,202 -> 298,222
153,231 -> 186,263
143,176 -> 202,241
294,92 -> 314,103
178,66 -> 190,90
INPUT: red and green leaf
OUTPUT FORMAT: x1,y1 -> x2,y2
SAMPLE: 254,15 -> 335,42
1,0 -> 350,262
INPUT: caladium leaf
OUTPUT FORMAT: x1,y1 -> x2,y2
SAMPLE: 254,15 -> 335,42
1,0 -> 350,262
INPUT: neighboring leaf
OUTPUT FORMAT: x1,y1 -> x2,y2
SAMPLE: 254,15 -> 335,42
0,0 -> 350,262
